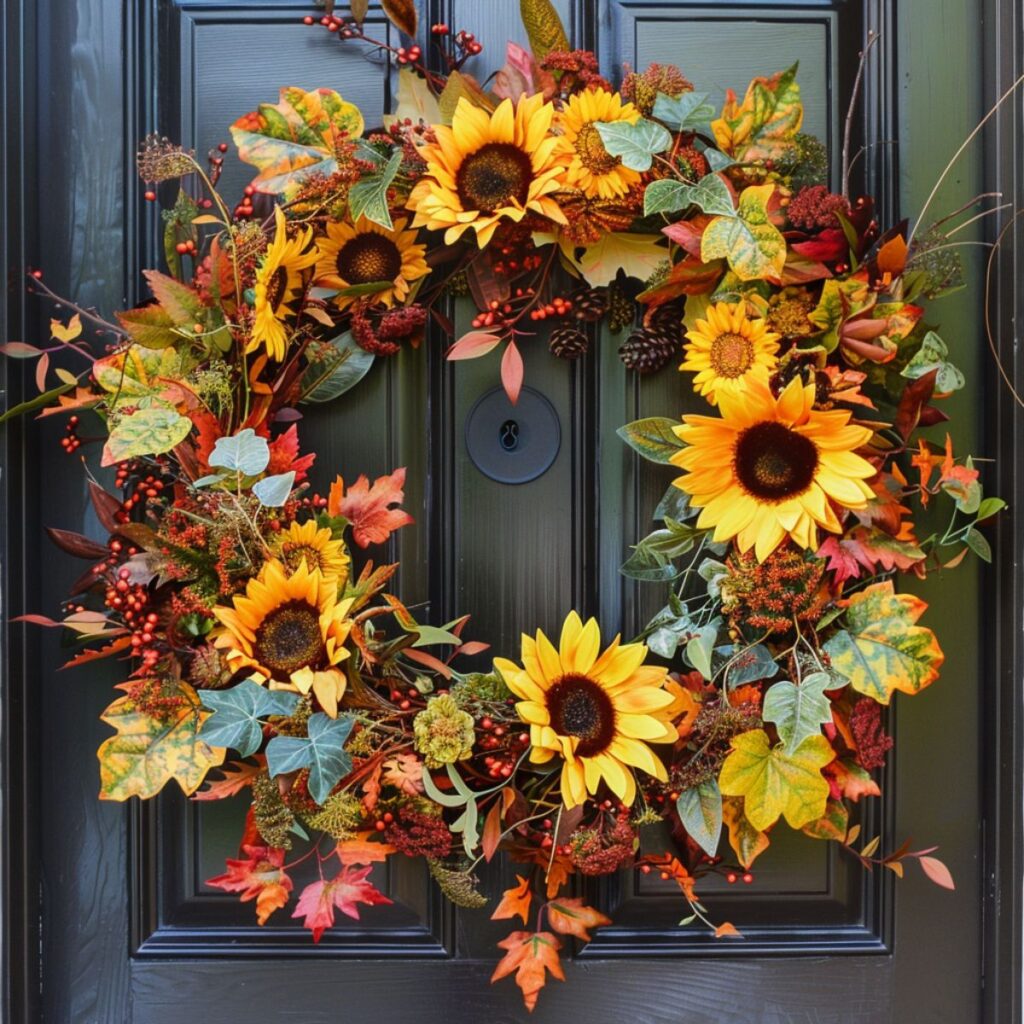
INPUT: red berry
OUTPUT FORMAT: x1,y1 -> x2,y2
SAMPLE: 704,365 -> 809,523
144,190 -> 156,201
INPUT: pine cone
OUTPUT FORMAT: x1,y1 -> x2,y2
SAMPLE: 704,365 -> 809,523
571,286 -> 609,323
619,327 -> 678,374
549,326 -> 590,360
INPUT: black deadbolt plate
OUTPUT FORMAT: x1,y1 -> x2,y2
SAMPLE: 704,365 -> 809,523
464,386 -> 561,485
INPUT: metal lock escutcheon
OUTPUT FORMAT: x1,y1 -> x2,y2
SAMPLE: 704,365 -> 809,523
464,386 -> 561,485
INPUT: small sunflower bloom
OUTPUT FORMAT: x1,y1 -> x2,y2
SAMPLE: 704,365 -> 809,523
272,520 -> 350,586
671,378 -> 876,561
494,612 -> 676,810
681,300 -> 781,405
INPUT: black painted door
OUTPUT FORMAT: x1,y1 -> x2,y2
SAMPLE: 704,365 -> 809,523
3,1 -> 999,1022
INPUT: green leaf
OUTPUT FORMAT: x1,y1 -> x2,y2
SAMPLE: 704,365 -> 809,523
685,624 -> 718,679
700,183 -> 787,282
676,778 -> 722,857
976,496 -> 1007,521
265,712 -> 355,804
717,642 -> 778,686
252,471 -> 296,507
617,417 -> 684,463
901,330 -> 965,394
421,765 -> 470,808
209,427 -> 271,476
200,679 -> 301,757
519,0 -> 570,61
451,797 -> 480,858
348,150 -> 402,229
654,484 -> 694,522
300,331 -> 376,403
620,545 -> 679,583
652,91 -> 715,131
102,407 -> 192,467
595,118 -> 672,172
645,172 -> 734,219
115,305 -> 181,349
964,526 -> 992,562
762,672 -> 833,753
0,379 -> 77,423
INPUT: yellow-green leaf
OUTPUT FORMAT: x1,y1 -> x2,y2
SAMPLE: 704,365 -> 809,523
801,798 -> 849,841
520,0 -> 570,61
50,313 -> 83,343
98,681 -> 225,800
231,87 -> 365,197
721,795 -> 770,869
719,729 -> 834,832
101,407 -> 192,467
700,184 -> 786,282
564,232 -> 666,288
711,63 -> 803,162
437,71 -> 494,125
823,581 -> 944,705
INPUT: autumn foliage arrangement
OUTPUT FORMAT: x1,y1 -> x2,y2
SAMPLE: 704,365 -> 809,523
4,0 -> 1002,1011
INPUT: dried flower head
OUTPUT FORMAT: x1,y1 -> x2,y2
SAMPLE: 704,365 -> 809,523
621,63 -> 693,116
413,694 -> 476,768
137,134 -> 196,183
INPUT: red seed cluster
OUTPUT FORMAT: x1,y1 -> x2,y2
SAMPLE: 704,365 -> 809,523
60,415 -> 81,454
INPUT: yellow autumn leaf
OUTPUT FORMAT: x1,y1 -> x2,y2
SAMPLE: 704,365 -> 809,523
50,313 -> 82,343
561,231 -> 667,289
721,795 -> 770,869
718,729 -> 834,832
700,184 -> 787,282
98,681 -> 225,800
711,64 -> 803,162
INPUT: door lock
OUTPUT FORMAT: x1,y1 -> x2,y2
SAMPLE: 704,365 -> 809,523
464,387 -> 561,484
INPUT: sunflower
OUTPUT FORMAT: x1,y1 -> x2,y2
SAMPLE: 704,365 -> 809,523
314,216 -> 428,311
554,88 -> 641,200
671,378 -> 876,561
249,207 -> 318,362
407,94 -> 567,247
213,559 -> 353,717
493,612 -> 676,810
272,520 -> 350,586
680,301 -> 781,405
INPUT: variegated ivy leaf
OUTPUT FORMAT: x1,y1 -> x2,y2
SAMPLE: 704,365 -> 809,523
101,407 -> 193,467
700,183 -> 787,282
901,330 -> 965,394
200,679 -> 301,757
595,118 -> 672,172
762,672 -> 834,753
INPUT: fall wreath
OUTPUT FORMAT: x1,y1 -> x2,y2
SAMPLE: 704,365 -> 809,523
5,0 -> 1005,1011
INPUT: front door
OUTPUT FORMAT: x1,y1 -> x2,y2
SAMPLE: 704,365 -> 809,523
3,1 -> 1016,1021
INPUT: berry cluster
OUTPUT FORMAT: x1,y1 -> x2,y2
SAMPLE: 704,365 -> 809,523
60,415 -> 81,454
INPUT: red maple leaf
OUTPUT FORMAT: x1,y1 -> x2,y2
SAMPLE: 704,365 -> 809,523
292,865 -> 393,941
331,468 -> 414,548
266,423 -> 316,482
206,844 -> 293,926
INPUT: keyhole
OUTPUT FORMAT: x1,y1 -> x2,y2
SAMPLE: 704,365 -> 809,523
499,419 -> 520,452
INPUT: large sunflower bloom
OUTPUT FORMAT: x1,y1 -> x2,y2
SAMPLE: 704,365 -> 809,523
494,612 -> 676,810
554,88 -> 642,200
314,216 -> 428,311
671,378 -> 876,561
272,520 -> 350,586
249,207 -> 318,362
680,301 -> 780,405
407,94 -> 567,247
213,559 -> 353,717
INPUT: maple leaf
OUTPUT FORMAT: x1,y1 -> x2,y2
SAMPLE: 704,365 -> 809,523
382,752 -> 424,795
546,898 -> 612,941
718,729 -> 835,831
642,854 -> 698,901
818,528 -> 925,582
292,865 -> 393,941
192,760 -> 263,801
824,758 -> 882,802
491,874 -> 532,926
336,836 -> 395,866
207,844 -> 293,926
266,424 -> 316,482
490,931 -> 565,1013
332,468 -> 414,548
712,64 -> 803,162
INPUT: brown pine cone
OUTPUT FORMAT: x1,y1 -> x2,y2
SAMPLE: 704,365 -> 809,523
571,286 -> 609,323
619,327 -> 678,374
549,327 -> 590,360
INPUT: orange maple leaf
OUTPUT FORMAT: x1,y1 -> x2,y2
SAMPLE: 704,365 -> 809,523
644,854 -> 699,901
381,753 -> 424,795
491,874 -> 532,925
336,835 -> 395,866
714,921 -> 743,939
191,760 -> 262,801
546,897 -> 612,941
490,931 -> 565,1013
328,468 -> 414,548
206,844 -> 293,926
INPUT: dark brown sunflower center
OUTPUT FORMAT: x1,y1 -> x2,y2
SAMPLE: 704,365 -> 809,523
455,142 -> 533,213
253,600 -> 326,677
574,123 -> 620,175
545,674 -> 616,757
336,234 -> 403,284
734,421 -> 819,502
265,266 -> 290,311
710,331 -> 754,379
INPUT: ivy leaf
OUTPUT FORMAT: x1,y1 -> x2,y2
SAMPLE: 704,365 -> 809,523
721,795 -> 770,869
823,581 -> 944,705
718,642 -> 777,686
300,331 -> 375,403
644,172 -> 734,218
675,778 -> 723,857
231,87 -> 365,197
209,427 -> 271,476
348,149 -> 403,229
252,471 -> 296,507
711,63 -> 803,162
718,729 -> 834,831
519,0 -> 570,61
200,679 -> 301,757
101,407 -> 193,467
265,713 -> 355,804
595,118 -> 672,171
901,330 -> 965,394
652,91 -> 715,132
762,672 -> 834,753
701,183 -> 787,282
98,681 -> 225,800
616,416 -> 685,462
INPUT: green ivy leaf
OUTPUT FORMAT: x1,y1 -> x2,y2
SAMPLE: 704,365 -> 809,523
348,149 -> 402,229
676,778 -> 723,857
700,183 -> 787,282
200,679 -> 301,757
595,118 -> 672,172
762,672 -> 834,753
652,91 -> 715,131
102,407 -> 193,467
901,330 -> 965,394
265,712 -> 355,804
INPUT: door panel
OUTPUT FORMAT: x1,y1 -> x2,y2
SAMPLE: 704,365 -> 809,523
11,0 -> 988,1020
